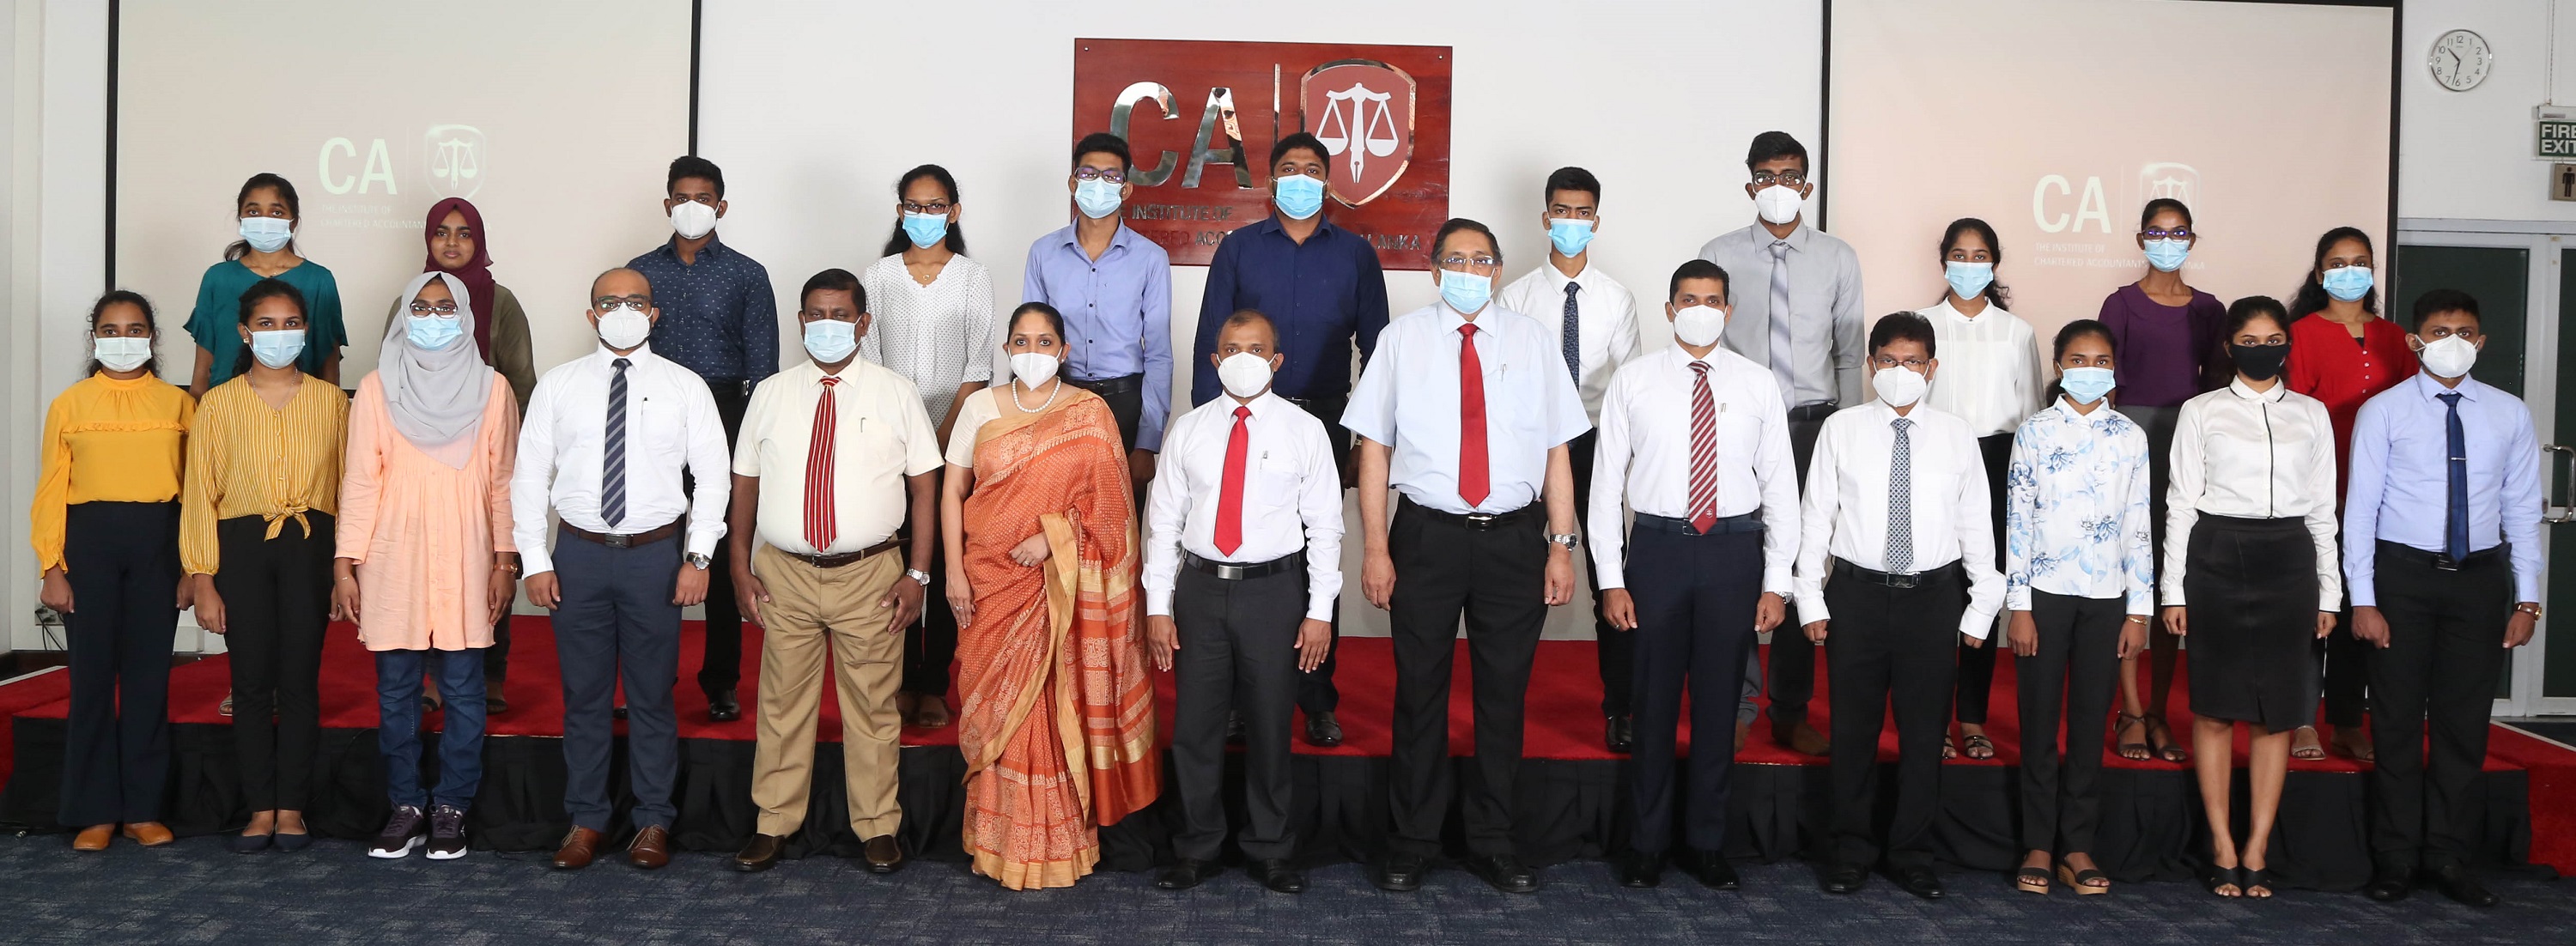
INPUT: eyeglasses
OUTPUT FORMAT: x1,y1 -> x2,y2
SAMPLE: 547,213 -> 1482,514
1870,355 -> 1929,370
592,295 -> 650,312
407,301 -> 459,317
2142,227 -> 2196,240
901,200 -> 952,215
1437,255 -> 1500,270
1751,170 -> 1807,187
1071,167 -> 1127,184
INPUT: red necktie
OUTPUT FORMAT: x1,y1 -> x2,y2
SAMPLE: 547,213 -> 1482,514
1688,361 -> 1718,534
803,377 -> 840,551
1458,323 -> 1490,507
1214,405 -> 1251,555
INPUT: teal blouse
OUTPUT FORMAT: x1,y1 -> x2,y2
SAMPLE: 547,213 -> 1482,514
185,258 -> 349,386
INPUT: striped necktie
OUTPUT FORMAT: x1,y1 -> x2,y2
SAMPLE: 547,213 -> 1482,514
805,376 -> 841,551
602,358 -> 630,527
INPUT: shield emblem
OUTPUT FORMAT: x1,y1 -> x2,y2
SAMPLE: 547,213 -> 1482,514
1300,60 -> 1416,208
423,124 -> 488,200
2136,161 -> 2199,209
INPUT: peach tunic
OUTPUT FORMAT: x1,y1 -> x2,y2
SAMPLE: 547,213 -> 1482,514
335,373 -> 519,652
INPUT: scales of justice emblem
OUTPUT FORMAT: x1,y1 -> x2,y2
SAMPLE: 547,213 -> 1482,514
424,124 -> 488,200
1300,60 -> 1417,208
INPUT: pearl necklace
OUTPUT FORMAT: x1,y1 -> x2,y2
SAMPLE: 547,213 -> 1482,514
1012,379 -> 1062,413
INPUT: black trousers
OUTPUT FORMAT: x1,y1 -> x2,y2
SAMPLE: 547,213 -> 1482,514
1386,499 -> 1546,857
690,378 -> 750,696
1953,433 -> 2012,725
1170,563 -> 1306,861
1825,561 -> 1966,870
214,513 -> 333,812
901,510 -> 958,698
2014,591 -> 2125,853
1566,430 -> 1631,718
1075,375 -> 1145,453
1284,393 -> 1349,717
1757,414 -> 1828,725
2366,545 -> 2512,870
2319,536 -> 2369,729
58,501 -> 181,827
1625,524 -> 1761,855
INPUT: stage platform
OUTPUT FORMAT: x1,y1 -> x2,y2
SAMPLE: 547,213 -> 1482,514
3,621 -> 2570,888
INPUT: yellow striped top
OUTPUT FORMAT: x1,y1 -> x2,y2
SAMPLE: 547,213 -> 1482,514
179,373 -> 349,574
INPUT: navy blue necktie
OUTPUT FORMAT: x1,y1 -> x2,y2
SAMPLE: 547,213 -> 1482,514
2439,391 -> 2468,561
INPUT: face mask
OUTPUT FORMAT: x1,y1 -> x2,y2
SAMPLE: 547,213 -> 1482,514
2321,264 -> 2373,302
2230,342 -> 2288,381
1874,365 -> 1929,408
804,318 -> 857,363
1670,305 -> 1728,348
1944,261 -> 1994,301
251,329 -> 307,367
2060,366 -> 2117,405
1074,178 -> 1124,220
2416,334 -> 2479,379
596,308 -> 652,350
1548,219 -> 1596,258
1217,352 -> 1274,399
2143,239 -> 2190,272
901,211 -> 950,249
1009,352 -> 1060,387
1439,269 -> 1492,315
94,336 -> 151,373
1274,174 -> 1325,220
670,200 -> 717,240
1754,185 -> 1804,226
239,216 -> 293,253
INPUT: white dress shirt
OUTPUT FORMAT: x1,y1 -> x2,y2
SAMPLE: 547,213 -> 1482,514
1792,399 -> 2005,637
860,253 -> 996,426
1588,344 -> 1799,594
1142,392 -> 1346,620
511,343 -> 732,576
2343,373 -> 2545,607
733,358 -> 944,556
1921,300 -> 2050,438
1495,262 -> 1640,423
2004,400 -> 2154,614
1342,302 -> 1591,514
2160,379 -> 2341,609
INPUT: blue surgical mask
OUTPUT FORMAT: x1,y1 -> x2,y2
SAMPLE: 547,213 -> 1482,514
2060,367 -> 2116,405
1274,173 -> 1325,220
2143,239 -> 2190,273
901,211 -> 950,249
406,315 -> 464,351
1944,261 -> 1994,301
1440,269 -> 1492,315
804,318 -> 857,363
1548,219 -> 1596,258
249,329 -> 306,368
239,216 -> 293,253
2321,264 -> 2373,302
1073,178 -> 1124,220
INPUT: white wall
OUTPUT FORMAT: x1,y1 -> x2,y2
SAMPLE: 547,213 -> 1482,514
2401,0 -> 2576,221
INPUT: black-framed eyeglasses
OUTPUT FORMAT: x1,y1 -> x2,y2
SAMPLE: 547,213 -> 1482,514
1437,254 -> 1500,270
1870,355 -> 1929,370
407,301 -> 459,317
901,200 -> 952,215
1072,167 -> 1127,184
2142,227 -> 2196,240
592,295 -> 650,312
1751,170 -> 1807,187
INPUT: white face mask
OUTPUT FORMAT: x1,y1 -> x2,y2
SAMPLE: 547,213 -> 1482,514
1217,352 -> 1274,399
1874,365 -> 1929,408
94,336 -> 151,373
1755,185 -> 1805,226
670,200 -> 718,240
1670,305 -> 1728,348
596,308 -> 652,350
2417,334 -> 2479,379
1009,352 -> 1060,387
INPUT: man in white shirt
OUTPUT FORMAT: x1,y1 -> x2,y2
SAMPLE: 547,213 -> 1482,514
1590,261 -> 1796,890
1345,219 -> 1589,894
1142,310 -> 1343,896
1794,311 -> 2002,900
724,270 -> 941,876
513,268 -> 732,871
1496,166 -> 1641,754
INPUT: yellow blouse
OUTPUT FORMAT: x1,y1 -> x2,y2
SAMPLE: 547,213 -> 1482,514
180,374 -> 349,574
31,373 -> 196,573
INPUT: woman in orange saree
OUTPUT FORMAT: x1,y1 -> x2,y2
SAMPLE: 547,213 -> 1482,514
939,303 -> 1159,889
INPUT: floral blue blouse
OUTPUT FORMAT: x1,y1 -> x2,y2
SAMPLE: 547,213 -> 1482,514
2004,399 -> 2155,613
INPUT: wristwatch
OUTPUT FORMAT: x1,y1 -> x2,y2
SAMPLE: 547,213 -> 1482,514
2516,602 -> 2544,618
1546,532 -> 1581,551
905,568 -> 933,588
685,552 -> 714,571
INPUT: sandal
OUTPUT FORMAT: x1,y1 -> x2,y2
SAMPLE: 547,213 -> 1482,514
2114,713 -> 2152,761
2241,867 -> 2275,898
1962,733 -> 1996,761
2015,864 -> 2051,894
1942,734 -> 1959,760
2056,862 -> 2110,895
2200,862 -> 2244,897
219,693 -> 235,718
2289,726 -> 2325,761
915,694 -> 953,728
2145,716 -> 2189,763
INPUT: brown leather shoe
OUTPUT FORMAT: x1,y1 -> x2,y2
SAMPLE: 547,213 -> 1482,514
121,822 -> 174,846
552,826 -> 605,870
72,824 -> 114,852
628,825 -> 672,870
1780,720 -> 1831,757
862,834 -> 905,874
734,833 -> 785,872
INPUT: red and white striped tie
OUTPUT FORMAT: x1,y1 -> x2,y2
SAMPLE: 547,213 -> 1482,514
1687,361 -> 1719,534
804,377 -> 840,551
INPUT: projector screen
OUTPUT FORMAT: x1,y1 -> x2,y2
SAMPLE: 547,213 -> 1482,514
1827,0 -> 2394,341
112,0 -> 697,383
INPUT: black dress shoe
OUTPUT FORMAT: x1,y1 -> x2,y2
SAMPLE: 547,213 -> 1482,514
733,833 -> 785,872
1464,852 -> 1540,894
1606,715 -> 1634,754
1614,850 -> 1665,888
2426,864 -> 2500,907
1155,858 -> 1220,890
1893,865 -> 1945,901
1821,863 -> 1868,894
708,689 -> 742,723
1687,850 -> 1741,890
1304,712 -> 1343,748
2365,865 -> 2414,902
1374,853 -> 1427,892
1254,858 -> 1306,893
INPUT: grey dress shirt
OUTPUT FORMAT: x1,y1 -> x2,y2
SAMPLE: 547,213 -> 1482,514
1699,221 -> 1867,409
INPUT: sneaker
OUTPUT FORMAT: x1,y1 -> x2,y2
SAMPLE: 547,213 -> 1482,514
371,805 -> 426,859
425,806 -> 468,860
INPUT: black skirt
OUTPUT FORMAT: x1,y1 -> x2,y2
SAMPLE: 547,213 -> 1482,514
2181,514 -> 2320,731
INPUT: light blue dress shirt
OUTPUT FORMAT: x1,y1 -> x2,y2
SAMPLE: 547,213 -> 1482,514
1342,302 -> 1590,514
2342,373 -> 2544,606
1022,223 -> 1174,451
2004,399 -> 2154,614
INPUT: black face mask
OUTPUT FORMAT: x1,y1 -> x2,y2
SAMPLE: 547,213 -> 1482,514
2230,342 -> 2289,381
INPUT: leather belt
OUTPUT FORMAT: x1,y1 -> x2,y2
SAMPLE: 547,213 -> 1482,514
2379,540 -> 2506,573
1182,550 -> 1304,580
1633,512 -> 1765,536
1832,557 -> 1963,591
1400,496 -> 1540,531
1064,373 -> 1143,397
561,520 -> 679,549
781,535 -> 907,569
1787,403 -> 1840,423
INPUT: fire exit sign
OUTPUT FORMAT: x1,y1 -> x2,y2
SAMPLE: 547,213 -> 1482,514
2540,106 -> 2576,160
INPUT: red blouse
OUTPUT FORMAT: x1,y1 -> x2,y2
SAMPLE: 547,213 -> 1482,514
2287,313 -> 2417,504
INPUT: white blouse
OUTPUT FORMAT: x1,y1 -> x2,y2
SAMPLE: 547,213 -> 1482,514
2158,378 -> 2341,609
1920,300 -> 2049,438
860,253 -> 996,426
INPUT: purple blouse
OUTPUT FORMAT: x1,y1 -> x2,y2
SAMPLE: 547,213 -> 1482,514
2095,282 -> 2227,408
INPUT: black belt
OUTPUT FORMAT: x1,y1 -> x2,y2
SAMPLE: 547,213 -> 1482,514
1787,403 -> 1839,423
780,535 -> 906,569
2379,540 -> 2506,573
1182,550 -> 1305,580
561,520 -> 679,549
1064,373 -> 1143,397
1832,557 -> 1962,590
1400,495 -> 1540,531
1633,512 -> 1765,536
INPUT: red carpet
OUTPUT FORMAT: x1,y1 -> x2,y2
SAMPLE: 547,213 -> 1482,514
0,667 -> 71,790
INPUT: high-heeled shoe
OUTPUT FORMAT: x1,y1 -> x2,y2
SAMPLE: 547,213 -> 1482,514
2056,862 -> 2110,894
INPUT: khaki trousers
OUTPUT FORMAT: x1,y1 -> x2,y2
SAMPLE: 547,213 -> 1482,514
749,543 -> 908,839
